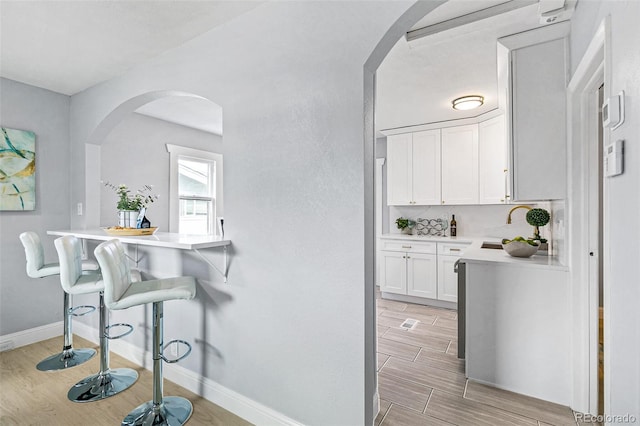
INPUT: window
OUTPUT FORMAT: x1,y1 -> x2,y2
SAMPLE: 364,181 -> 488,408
167,144 -> 223,235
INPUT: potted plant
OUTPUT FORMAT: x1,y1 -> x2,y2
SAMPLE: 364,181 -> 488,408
526,208 -> 550,243
103,182 -> 158,228
395,217 -> 416,235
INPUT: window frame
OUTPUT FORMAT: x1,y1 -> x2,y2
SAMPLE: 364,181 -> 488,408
166,144 -> 223,235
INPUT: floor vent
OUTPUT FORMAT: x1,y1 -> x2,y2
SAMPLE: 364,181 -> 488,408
399,318 -> 419,330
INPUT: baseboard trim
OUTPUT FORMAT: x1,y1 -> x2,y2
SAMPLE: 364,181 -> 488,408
373,389 -> 380,424
73,322 -> 302,426
0,321 -> 63,352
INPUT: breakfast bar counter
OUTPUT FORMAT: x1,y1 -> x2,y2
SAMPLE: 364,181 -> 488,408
47,229 -> 230,250
48,229 -> 231,281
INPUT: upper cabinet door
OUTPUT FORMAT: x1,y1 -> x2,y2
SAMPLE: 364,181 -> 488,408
499,22 -> 569,201
386,133 -> 413,205
441,124 -> 479,205
511,38 -> 567,201
412,130 -> 441,205
478,115 -> 508,204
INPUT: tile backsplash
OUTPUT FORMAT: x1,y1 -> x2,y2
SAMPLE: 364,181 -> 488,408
388,203 -> 557,243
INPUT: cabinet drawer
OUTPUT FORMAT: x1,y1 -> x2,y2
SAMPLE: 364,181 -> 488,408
437,242 -> 471,256
380,240 -> 436,254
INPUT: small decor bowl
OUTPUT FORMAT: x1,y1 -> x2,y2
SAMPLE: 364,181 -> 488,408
501,240 -> 540,258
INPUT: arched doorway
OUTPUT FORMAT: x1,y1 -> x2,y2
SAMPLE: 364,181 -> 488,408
83,90 -> 223,232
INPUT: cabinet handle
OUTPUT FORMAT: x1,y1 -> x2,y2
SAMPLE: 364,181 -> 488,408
401,245 -> 412,249
442,200 -> 445,204
406,256 -> 411,259
450,248 -> 461,252
402,255 -> 406,259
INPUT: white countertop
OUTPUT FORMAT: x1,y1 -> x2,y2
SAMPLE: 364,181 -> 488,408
48,229 -> 231,250
380,233 -> 567,270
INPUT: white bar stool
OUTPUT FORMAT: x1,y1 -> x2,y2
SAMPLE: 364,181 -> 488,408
94,239 -> 196,426
19,231 -> 99,371
54,235 -> 138,402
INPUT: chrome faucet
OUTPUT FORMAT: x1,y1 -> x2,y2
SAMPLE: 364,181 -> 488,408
506,205 -> 532,224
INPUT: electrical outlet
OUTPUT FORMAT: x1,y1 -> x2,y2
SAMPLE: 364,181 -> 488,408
77,203 -> 83,216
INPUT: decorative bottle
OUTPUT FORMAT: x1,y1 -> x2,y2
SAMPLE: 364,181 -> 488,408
450,215 -> 457,237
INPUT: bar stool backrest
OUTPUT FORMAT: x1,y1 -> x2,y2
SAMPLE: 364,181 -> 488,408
19,231 -> 53,278
94,239 -> 133,307
54,235 -> 89,293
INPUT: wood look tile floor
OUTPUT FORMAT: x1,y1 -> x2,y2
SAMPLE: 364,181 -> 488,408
0,336 -> 250,426
375,292 -> 580,426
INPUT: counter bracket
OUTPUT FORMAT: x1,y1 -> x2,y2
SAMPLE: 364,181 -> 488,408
194,246 -> 228,283
124,244 -> 141,268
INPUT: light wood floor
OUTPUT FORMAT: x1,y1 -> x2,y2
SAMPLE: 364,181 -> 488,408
1,303 -> 587,426
375,292 -> 580,426
0,336 -> 250,425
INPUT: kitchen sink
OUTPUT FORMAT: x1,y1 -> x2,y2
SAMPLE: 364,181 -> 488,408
481,242 -> 503,250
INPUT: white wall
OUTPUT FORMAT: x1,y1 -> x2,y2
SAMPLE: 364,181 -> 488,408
66,2 -> 432,424
99,112 -> 222,229
570,0 -> 640,421
0,78 -> 71,336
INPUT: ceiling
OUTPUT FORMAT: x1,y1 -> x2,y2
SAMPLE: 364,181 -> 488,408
1,1 -> 569,136
0,1 -> 264,135
376,0 -> 568,132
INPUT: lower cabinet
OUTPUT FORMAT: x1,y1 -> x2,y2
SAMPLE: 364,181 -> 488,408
379,241 -> 437,298
407,253 -> 437,298
379,238 -> 470,304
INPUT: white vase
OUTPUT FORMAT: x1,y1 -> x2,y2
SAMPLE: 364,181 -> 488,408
118,210 -> 138,228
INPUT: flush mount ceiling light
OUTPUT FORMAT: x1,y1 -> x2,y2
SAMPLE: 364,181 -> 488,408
452,95 -> 484,111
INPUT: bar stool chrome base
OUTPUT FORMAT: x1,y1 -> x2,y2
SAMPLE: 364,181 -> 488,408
122,396 -> 193,426
36,347 -> 96,372
68,368 -> 138,403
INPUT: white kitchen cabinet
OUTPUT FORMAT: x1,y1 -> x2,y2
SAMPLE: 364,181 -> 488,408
407,253 -> 437,298
436,242 -> 470,303
386,130 -> 440,205
499,23 -> 569,201
379,251 -> 407,294
478,115 -> 508,204
441,125 -> 478,205
412,130 -> 441,205
386,133 -> 412,206
379,237 -> 469,304
379,239 -> 437,298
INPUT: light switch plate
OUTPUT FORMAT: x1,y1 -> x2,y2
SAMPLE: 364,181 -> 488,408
603,91 -> 625,129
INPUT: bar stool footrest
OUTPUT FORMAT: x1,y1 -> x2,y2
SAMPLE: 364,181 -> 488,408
105,323 -> 134,340
161,339 -> 192,364
70,305 -> 96,317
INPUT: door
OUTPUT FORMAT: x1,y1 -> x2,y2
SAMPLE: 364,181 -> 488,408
406,253 -> 437,298
478,115 -> 508,204
412,130 -> 441,205
437,255 -> 459,302
441,124 -> 479,205
379,251 -> 406,295
386,133 -> 412,205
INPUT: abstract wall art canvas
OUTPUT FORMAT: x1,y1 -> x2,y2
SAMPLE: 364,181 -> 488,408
1,127 -> 36,211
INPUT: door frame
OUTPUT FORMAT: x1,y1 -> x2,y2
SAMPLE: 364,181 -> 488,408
566,16 -> 609,415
